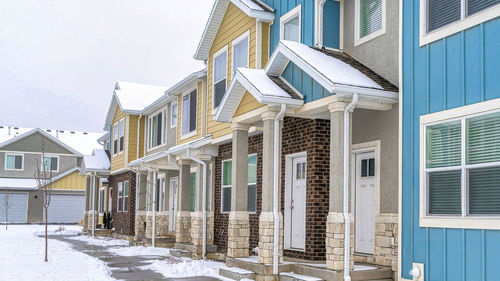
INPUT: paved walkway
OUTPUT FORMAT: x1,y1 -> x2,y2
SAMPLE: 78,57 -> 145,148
47,235 -> 221,281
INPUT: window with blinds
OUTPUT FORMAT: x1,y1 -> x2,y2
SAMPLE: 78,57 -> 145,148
425,110 -> 500,216
283,16 -> 300,42
359,0 -> 383,38
427,0 -> 500,33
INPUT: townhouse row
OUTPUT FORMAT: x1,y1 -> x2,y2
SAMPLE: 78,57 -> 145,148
80,0 -> 500,280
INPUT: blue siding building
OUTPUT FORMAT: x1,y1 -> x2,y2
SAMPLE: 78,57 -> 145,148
401,0 -> 500,279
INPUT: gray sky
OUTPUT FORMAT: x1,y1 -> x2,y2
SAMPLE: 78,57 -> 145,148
0,0 -> 215,133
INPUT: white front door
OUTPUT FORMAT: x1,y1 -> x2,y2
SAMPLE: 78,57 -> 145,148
285,154 -> 307,251
355,152 -> 376,254
169,177 -> 178,232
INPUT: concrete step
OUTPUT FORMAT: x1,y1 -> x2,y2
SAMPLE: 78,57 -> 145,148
280,272 -> 323,281
169,249 -> 191,258
219,267 -> 255,280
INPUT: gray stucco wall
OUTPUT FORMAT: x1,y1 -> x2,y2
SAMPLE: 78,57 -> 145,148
1,133 -> 74,155
0,152 -> 79,178
343,0 -> 399,86
352,105 -> 399,214
27,190 -> 43,223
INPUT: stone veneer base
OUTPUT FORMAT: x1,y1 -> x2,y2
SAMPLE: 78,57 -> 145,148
227,211 -> 250,258
258,212 -> 283,264
175,211 -> 191,243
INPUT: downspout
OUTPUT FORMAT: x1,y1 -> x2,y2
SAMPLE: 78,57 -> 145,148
186,148 -> 207,259
273,104 -> 286,275
152,169 -> 157,247
343,94 -> 358,281
91,172 -> 96,237
318,0 -> 327,48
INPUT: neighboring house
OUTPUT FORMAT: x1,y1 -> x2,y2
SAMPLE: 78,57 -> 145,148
0,126 -> 102,223
102,81 -> 167,236
400,0 -> 500,280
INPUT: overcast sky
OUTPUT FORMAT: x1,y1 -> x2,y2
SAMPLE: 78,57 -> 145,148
0,0 -> 215,133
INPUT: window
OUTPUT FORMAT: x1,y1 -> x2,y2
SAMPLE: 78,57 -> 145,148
181,89 -> 197,137
420,0 -> 500,45
123,181 -> 129,212
232,31 -> 249,75
149,111 -> 163,148
421,101 -> 500,229
5,154 -> 23,170
360,158 -> 375,178
119,119 -> 124,153
280,5 -> 301,42
355,0 -> 385,46
213,47 -> 227,109
42,156 -> 58,172
99,189 -> 105,214
113,123 -> 118,156
221,154 -> 258,213
171,101 -> 178,128
117,182 -> 123,212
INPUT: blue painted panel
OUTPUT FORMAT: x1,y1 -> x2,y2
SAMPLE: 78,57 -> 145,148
323,0 -> 340,49
446,229 -> 463,281
445,33 -> 464,109
281,61 -> 329,103
484,19 -> 500,100
464,26 -> 482,105
485,231 -> 500,280
429,229 -> 444,280
429,41 -> 445,113
465,230 -> 483,280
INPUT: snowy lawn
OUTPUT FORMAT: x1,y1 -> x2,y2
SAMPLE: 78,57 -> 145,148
0,225 -> 113,281
143,259 -> 230,280
107,245 -> 171,256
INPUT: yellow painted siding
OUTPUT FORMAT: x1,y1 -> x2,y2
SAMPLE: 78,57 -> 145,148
177,81 -> 203,144
234,92 -> 263,116
52,171 -> 86,190
207,3 -> 261,139
110,106 -> 126,172
262,22 -> 270,68
127,115 -> 145,162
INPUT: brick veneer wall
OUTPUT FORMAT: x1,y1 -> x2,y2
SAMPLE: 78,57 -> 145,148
214,134 -> 263,254
109,171 -> 136,236
213,117 -> 330,260
280,117 -> 330,261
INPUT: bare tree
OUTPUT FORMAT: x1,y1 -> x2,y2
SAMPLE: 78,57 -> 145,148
34,142 -> 54,262
2,193 -> 12,230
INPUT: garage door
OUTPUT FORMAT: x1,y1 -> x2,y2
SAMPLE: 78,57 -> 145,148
46,194 -> 85,223
0,192 -> 28,223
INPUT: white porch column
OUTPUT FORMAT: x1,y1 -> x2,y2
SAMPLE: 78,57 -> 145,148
326,101 -> 354,271
176,159 -> 192,244
258,111 -> 283,264
227,123 -> 251,258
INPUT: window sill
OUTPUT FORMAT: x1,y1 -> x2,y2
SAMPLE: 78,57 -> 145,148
354,29 -> 386,47
420,216 -> 500,230
180,131 -> 197,140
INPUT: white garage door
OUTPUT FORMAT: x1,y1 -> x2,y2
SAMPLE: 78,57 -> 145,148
0,192 -> 28,223
46,194 -> 85,223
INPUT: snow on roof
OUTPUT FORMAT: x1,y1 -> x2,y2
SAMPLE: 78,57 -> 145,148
0,178 -> 37,190
237,68 -> 292,98
267,40 -> 384,91
0,126 -> 103,156
114,81 -> 169,112
82,149 -> 110,172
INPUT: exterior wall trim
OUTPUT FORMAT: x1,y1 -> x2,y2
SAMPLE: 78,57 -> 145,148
4,153 -> 24,171
280,4 -> 302,41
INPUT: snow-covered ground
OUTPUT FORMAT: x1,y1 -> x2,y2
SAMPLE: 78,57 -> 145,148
143,259 -> 230,280
107,245 -> 171,256
68,235 -> 129,247
0,225 -> 113,281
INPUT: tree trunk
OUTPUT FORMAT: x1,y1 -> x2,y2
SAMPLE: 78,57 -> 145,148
45,207 -> 48,262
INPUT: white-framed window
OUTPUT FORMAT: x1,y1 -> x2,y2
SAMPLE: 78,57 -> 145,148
148,110 -> 164,148
123,181 -> 129,212
212,46 -> 228,110
99,188 -> 105,214
119,118 -> 125,154
42,155 -> 59,172
420,0 -> 500,45
181,88 -> 197,138
280,5 -> 301,42
171,101 -> 178,128
117,182 -> 123,212
420,98 -> 500,230
113,122 -> 118,156
354,0 -> 386,46
231,31 -> 250,75
5,153 -> 23,171
220,154 -> 258,214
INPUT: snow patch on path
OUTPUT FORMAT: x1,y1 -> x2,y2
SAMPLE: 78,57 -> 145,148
68,235 -> 129,246
107,245 -> 171,256
0,225 -> 114,281
143,259 -> 232,280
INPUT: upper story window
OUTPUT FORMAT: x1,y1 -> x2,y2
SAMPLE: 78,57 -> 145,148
119,119 -> 124,154
171,101 -> 178,128
221,154 -> 258,214
213,46 -> 228,109
420,0 -> 500,45
42,156 -> 59,172
280,5 -> 301,42
113,123 -> 118,156
181,88 -> 197,137
355,0 -> 386,46
149,111 -> 163,148
232,31 -> 249,75
420,99 -> 500,229
5,154 -> 23,171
